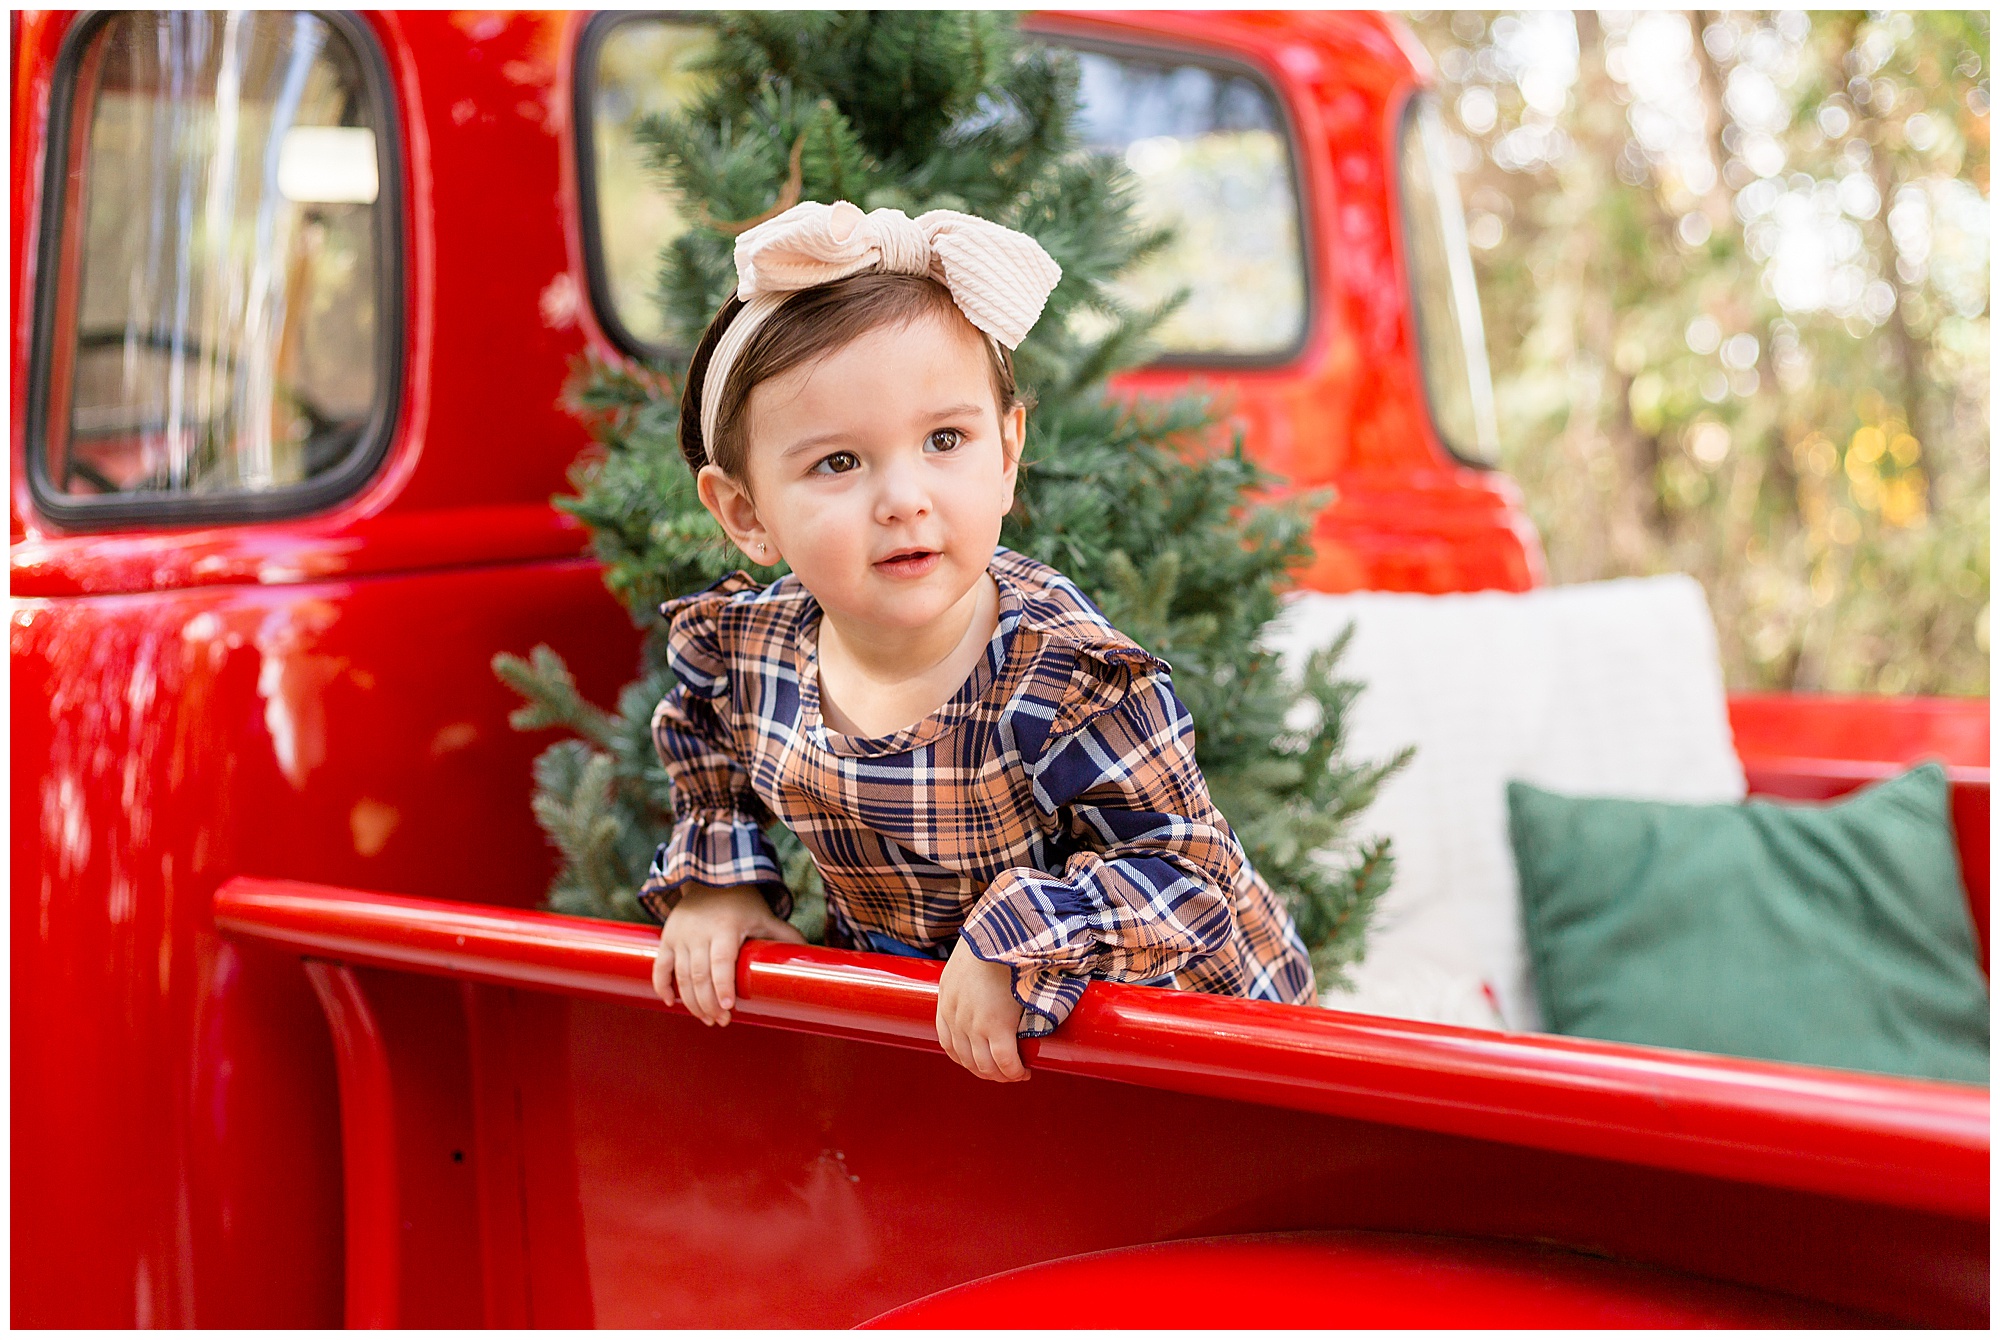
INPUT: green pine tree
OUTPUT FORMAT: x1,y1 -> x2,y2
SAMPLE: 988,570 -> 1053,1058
495,11 -> 1411,988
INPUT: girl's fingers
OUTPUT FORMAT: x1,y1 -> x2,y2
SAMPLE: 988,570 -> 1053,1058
938,1007 -> 963,1069
968,1033 -> 1003,1082
674,945 -> 714,1025
692,956 -> 724,1032
990,1030 -> 1028,1081
941,1012 -> 974,1074
669,944 -> 697,1021
664,940 -> 688,1004
710,935 -> 737,1021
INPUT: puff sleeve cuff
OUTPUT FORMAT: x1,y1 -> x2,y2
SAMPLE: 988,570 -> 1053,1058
640,572 -> 791,923
637,811 -> 791,924
959,665 -> 1243,1037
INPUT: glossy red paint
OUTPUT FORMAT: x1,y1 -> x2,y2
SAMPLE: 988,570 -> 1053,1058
1730,692 -> 1991,774
10,558 -> 641,1326
10,11 -> 601,587
10,7 -> 1989,1331
863,1231 -> 1877,1327
209,876 -> 1986,1328
1033,10 -> 1545,594
217,877 -> 1990,1222
304,962 -> 400,1329
12,9 -> 639,1325
8,502 -> 593,599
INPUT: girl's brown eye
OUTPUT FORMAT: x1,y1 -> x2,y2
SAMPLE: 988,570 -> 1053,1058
812,451 -> 861,476
925,428 -> 964,453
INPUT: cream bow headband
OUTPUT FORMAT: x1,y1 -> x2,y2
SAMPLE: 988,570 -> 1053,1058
698,200 -> 1063,454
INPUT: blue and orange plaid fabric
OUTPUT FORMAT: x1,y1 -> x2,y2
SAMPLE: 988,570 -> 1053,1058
638,547 -> 1316,1035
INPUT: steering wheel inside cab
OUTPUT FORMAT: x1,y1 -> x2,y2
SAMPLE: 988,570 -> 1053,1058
63,326 -> 363,496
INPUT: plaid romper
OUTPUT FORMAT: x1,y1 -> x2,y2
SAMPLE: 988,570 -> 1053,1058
638,546 -> 1317,1036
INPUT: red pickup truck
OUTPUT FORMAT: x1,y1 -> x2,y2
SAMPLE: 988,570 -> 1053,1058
10,10 -> 1986,1327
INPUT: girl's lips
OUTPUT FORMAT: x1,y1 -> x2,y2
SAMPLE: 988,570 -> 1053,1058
874,550 -> 940,579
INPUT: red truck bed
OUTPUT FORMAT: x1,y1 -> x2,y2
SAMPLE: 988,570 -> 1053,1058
211,807 -> 1987,1327
209,696 -> 1989,1327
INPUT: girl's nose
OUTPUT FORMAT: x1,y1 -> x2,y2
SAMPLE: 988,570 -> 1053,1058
872,455 -> 933,524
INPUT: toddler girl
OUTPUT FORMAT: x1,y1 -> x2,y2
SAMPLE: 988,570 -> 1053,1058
643,200 -> 1315,1082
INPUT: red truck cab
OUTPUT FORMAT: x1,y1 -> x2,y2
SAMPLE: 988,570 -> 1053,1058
11,11 -> 1987,1327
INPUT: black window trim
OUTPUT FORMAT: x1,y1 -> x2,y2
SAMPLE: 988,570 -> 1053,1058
25,8 -> 407,531
572,12 -> 1317,373
1391,86 -> 1499,470
573,9 -> 696,366
1024,24 -> 1317,372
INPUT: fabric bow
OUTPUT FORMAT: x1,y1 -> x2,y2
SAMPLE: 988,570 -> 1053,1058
734,200 -> 1062,349
699,200 -> 1062,455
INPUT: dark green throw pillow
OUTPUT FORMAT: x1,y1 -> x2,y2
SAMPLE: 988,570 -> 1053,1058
1510,764 -> 1988,1084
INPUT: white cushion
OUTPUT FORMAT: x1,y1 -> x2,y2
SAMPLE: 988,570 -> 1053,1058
1261,575 -> 1746,1031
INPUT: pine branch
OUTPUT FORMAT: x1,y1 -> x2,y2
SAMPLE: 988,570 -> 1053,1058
494,646 -> 618,749
1307,838 -> 1396,990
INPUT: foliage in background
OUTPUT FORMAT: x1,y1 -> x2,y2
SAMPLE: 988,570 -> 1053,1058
1408,10 -> 1989,695
496,11 -> 1409,986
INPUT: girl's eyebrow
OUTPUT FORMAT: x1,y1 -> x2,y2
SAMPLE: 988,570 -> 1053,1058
778,404 -> 988,459
779,430 -> 853,459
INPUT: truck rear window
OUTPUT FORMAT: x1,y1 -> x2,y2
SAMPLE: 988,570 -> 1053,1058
578,20 -> 1309,367
28,11 -> 400,526
1065,42 -> 1309,363
1398,92 -> 1501,467
577,15 -> 717,355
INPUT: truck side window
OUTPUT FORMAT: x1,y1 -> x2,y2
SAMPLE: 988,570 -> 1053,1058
29,11 -> 399,525
577,15 -> 717,358
1064,43 -> 1309,363
577,22 -> 1308,369
1397,93 -> 1501,467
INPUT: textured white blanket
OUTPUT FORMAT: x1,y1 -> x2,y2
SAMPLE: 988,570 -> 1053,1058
1261,575 -> 1746,1031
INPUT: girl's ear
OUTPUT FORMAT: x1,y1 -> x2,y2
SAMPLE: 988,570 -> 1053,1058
696,464 -> 776,565
997,403 -> 1026,507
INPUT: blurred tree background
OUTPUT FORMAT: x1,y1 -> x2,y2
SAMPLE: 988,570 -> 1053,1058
1406,11 -> 1989,695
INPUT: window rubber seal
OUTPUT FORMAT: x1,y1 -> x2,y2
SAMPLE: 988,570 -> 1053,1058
573,9 -> 700,367
1020,22 -> 1318,374
24,9 -> 408,532
1389,86 -> 1499,470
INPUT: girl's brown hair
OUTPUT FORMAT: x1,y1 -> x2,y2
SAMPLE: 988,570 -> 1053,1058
678,272 -> 1029,479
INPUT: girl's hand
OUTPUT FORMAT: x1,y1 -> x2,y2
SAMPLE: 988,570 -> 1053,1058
652,885 -> 806,1026
936,939 -> 1029,1082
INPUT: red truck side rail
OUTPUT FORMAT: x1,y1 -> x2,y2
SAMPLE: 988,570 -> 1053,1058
210,712 -> 1990,1327
216,879 -> 1989,1221
213,871 -> 1989,1328
220,692 -> 1999,1229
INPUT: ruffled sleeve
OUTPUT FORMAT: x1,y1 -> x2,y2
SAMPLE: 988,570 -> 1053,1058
637,573 -> 791,923
960,648 -> 1247,1036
